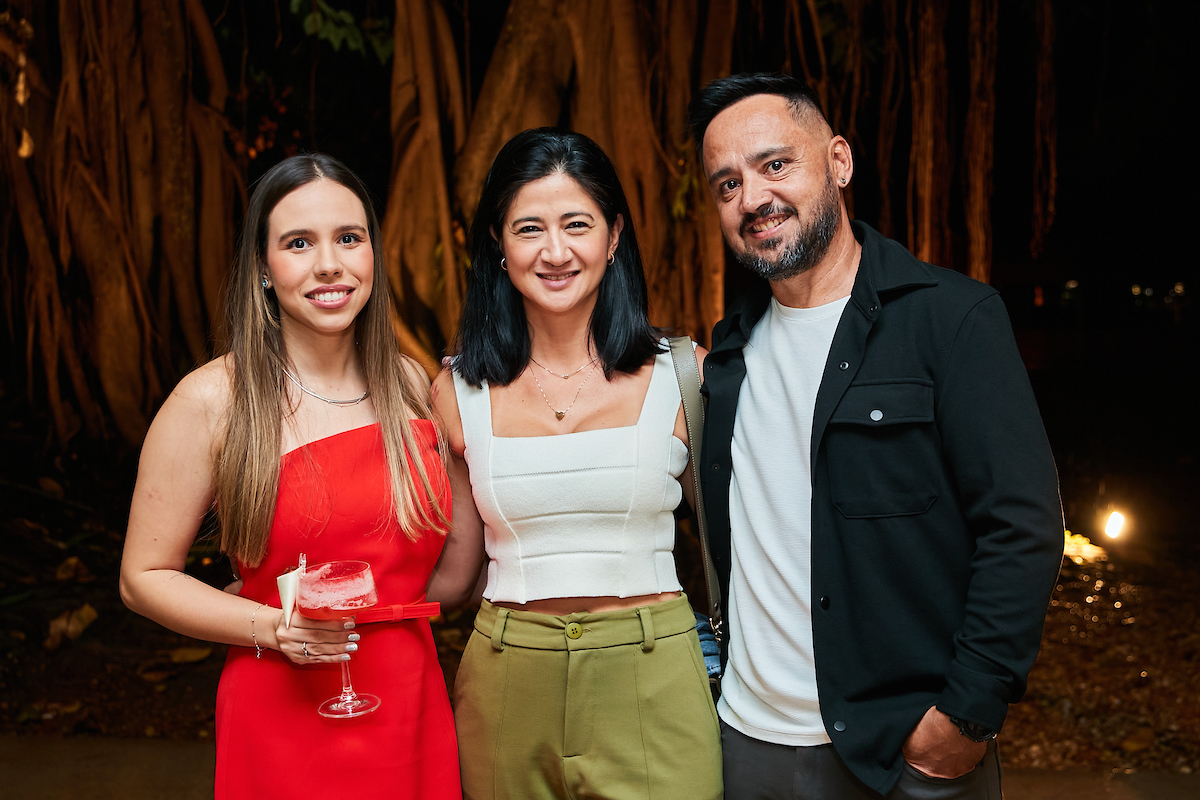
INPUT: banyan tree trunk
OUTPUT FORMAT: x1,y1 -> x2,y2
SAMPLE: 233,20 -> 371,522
392,0 -> 737,357
687,0 -> 739,342
907,0 -> 952,266
451,0 -> 575,226
384,0 -> 476,374
566,1 -> 670,328
1031,0 -> 1057,259
654,0 -> 737,344
0,0 -> 241,445
2,1 -> 1046,447
964,0 -> 999,284
876,0 -> 904,239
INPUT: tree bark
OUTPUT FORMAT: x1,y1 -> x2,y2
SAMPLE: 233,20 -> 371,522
876,0 -> 904,239
384,0 -> 477,374
964,0 -> 999,284
0,0 -> 239,445
0,1 -> 1049,446
450,0 -> 574,224
1031,0 -> 1057,259
142,0 -> 207,363
690,0 -> 739,341
907,0 -> 950,265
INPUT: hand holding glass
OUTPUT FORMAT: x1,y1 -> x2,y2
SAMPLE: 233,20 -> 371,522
296,560 -> 381,718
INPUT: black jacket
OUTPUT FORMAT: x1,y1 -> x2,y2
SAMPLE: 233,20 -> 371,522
700,221 -> 1063,794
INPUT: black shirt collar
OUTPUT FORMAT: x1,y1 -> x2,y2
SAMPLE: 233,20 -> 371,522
714,220 -> 940,351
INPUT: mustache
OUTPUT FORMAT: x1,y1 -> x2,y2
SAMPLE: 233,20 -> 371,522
740,205 -> 796,235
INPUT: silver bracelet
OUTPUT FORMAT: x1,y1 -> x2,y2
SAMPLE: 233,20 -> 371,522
249,603 -> 266,659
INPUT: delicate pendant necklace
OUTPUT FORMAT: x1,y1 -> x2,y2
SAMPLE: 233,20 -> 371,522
529,355 -> 596,380
282,366 -> 369,406
531,362 -> 597,421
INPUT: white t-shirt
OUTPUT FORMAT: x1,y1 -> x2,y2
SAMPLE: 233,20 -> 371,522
718,294 -> 850,746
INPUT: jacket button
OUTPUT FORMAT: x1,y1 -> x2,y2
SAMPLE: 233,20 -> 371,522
820,596 -> 830,610
834,720 -> 847,732
713,463 -> 721,471
838,361 -> 849,370
870,409 -> 883,421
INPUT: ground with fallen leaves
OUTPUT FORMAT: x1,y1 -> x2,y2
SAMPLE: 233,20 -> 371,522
2,416 -> 1197,774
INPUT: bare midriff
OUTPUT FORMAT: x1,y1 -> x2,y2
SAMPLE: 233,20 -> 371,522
492,590 -> 681,615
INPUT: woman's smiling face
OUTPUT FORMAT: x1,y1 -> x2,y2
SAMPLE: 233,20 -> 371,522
494,172 -> 622,321
263,179 -> 374,340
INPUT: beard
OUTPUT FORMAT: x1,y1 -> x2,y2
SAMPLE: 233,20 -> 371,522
735,169 -> 842,281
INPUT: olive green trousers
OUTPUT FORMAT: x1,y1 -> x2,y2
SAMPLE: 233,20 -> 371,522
453,595 -> 723,800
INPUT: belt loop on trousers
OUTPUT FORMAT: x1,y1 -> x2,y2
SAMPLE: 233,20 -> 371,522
490,607 -> 510,651
636,607 -> 655,652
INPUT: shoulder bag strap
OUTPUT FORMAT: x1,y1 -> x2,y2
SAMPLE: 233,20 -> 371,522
667,336 -> 724,644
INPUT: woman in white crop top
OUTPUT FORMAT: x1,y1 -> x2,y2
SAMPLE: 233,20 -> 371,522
426,129 -> 722,800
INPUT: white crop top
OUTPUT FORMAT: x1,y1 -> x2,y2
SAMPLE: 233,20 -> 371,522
453,345 -> 689,603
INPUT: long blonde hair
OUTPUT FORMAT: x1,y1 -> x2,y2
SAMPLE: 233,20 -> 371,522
215,153 -> 448,567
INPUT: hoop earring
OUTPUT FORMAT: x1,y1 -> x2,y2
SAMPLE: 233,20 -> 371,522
607,253 -> 615,266
500,258 -> 507,272
261,277 -> 270,289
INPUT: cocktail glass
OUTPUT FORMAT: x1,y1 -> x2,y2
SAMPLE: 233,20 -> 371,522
296,560 -> 382,718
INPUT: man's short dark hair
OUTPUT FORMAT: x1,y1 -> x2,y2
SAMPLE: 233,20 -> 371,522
688,73 -> 825,156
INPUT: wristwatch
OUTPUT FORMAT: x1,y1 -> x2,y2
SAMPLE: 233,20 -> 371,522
948,715 -> 997,743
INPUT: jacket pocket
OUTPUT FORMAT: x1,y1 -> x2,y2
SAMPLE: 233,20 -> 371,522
827,380 -> 939,518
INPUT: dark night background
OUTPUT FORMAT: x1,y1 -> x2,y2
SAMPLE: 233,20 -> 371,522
219,2 -> 1198,555
1,0 -> 1197,778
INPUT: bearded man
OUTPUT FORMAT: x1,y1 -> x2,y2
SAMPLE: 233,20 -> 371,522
690,73 -> 1064,799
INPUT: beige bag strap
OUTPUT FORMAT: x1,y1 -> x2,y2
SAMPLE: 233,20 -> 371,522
668,336 -> 723,643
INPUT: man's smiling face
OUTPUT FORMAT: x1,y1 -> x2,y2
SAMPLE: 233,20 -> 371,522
702,93 -> 844,281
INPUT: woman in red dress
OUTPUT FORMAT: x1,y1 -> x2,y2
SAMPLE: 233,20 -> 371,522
120,154 -> 462,799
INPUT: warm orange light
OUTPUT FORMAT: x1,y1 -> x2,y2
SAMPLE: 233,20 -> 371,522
1063,530 -> 1106,561
1105,512 -> 1125,539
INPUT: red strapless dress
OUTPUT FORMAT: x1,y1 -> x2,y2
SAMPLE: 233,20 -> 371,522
215,421 -> 461,799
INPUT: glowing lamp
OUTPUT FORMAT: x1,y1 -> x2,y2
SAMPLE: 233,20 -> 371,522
1105,511 -> 1125,539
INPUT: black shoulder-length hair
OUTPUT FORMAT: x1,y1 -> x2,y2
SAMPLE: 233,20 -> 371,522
453,127 -> 663,387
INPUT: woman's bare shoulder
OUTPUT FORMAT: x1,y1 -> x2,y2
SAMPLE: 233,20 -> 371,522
431,364 -> 456,397
400,353 -> 433,391
183,354 -> 233,399
160,355 -> 234,427
137,355 -> 234,464
694,343 -> 709,377
431,367 -> 465,456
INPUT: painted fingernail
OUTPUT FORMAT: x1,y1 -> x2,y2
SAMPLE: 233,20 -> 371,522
339,654 -> 351,662
343,621 -> 356,630
347,633 -> 360,642
345,643 -> 358,653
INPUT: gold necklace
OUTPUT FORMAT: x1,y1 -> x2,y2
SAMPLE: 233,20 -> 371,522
530,362 -> 597,420
529,355 -> 596,380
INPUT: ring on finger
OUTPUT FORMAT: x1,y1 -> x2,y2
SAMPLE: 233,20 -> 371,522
302,642 -> 311,658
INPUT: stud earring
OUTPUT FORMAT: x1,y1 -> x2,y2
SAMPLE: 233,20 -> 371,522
261,277 -> 269,289
500,258 -> 507,272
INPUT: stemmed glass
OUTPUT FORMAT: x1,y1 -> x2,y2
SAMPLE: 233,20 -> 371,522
296,560 -> 382,718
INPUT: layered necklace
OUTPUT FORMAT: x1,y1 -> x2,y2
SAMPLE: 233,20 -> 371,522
282,366 -> 369,406
529,355 -> 595,380
528,356 -> 598,421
